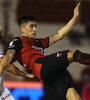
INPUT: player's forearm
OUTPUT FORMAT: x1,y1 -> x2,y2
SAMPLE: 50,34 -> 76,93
49,3 -> 80,46
7,64 -> 27,77
49,16 -> 78,46
0,50 -> 15,75
7,64 -> 35,78
7,64 -> 28,77
58,16 -> 78,38
0,55 -> 12,75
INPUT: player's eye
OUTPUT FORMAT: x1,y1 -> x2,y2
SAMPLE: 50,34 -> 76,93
29,24 -> 37,28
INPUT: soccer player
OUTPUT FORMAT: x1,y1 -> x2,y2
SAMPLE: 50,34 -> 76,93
1,2 -> 89,100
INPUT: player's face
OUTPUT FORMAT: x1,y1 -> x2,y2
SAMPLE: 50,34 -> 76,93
21,21 -> 37,39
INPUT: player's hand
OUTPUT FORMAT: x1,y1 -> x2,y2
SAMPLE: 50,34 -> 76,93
73,2 -> 80,18
26,73 -> 35,78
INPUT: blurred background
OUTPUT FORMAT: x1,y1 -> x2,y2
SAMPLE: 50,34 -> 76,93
0,0 -> 90,100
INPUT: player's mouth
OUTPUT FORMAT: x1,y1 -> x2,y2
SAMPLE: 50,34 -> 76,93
32,32 -> 36,36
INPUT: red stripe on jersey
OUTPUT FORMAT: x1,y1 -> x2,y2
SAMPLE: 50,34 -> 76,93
15,36 -> 49,75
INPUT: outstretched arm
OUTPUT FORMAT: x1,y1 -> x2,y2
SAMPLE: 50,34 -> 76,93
49,2 -> 80,46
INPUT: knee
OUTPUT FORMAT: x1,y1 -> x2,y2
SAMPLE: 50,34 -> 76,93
67,49 -> 79,63
66,87 -> 81,100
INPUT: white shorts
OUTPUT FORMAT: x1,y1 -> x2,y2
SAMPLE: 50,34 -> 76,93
0,88 -> 15,100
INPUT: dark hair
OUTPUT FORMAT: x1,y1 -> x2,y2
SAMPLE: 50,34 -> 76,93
18,16 -> 36,26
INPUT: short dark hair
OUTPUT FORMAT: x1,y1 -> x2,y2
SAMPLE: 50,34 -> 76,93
18,16 -> 36,26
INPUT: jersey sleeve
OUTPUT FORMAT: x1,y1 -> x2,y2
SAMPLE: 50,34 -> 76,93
7,37 -> 23,53
39,37 -> 49,49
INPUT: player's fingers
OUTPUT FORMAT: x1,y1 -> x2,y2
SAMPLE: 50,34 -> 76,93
76,2 -> 80,8
27,74 -> 35,78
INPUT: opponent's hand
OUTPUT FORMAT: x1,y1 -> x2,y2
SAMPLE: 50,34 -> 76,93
73,2 -> 80,18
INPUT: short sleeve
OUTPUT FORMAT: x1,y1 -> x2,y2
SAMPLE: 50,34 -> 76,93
7,37 -> 23,53
39,37 -> 49,49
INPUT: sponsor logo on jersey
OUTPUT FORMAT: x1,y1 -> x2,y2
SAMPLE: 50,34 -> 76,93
9,39 -> 18,48
32,46 -> 44,54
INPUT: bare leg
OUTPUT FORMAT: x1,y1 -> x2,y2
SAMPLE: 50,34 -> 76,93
68,49 -> 90,65
67,50 -> 82,100
66,87 -> 81,100
67,50 -> 76,63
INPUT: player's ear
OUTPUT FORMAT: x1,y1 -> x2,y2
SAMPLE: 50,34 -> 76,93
20,25 -> 25,33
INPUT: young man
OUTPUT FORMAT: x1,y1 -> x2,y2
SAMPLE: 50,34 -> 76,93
1,2 -> 89,100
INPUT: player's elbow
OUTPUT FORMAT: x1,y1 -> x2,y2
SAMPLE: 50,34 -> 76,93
6,50 -> 16,59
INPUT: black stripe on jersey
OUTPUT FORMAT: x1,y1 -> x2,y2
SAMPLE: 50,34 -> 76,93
7,37 -> 23,53
34,39 -> 43,48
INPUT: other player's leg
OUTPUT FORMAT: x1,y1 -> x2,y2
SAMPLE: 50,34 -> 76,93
0,88 -> 15,100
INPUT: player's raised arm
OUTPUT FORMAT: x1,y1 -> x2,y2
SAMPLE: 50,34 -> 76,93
49,2 -> 80,46
0,49 -> 16,75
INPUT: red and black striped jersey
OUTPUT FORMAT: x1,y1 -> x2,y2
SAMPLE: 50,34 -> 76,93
8,36 -> 49,72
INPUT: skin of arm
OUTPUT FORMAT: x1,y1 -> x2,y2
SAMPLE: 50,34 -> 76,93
49,3 -> 80,46
6,63 -> 35,78
0,49 -> 15,75
0,27 -> 34,78
0,56 -> 35,78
